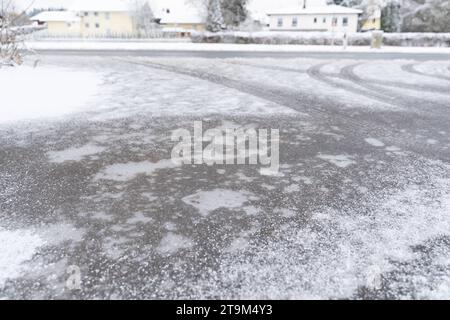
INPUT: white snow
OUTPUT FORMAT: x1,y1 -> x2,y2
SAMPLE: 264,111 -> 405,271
157,232 -> 193,255
365,138 -> 386,147
48,144 -> 106,163
197,173 -> 450,299
0,223 -> 84,288
0,229 -> 45,287
0,66 -> 100,124
95,159 -> 180,182
26,41 -> 450,54
182,189 -> 254,217
317,154 -> 356,168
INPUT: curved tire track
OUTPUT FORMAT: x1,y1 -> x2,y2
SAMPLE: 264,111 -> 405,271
117,58 -> 450,162
402,63 -> 450,82
340,63 -> 450,117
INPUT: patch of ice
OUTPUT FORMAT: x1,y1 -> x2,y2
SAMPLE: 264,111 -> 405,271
95,159 -> 180,181
48,144 -> 106,163
317,154 -> 356,168
157,233 -> 193,255
182,189 -> 253,217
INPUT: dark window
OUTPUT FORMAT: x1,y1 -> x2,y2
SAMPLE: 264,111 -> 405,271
343,17 -> 349,27
277,17 -> 283,27
292,17 -> 298,27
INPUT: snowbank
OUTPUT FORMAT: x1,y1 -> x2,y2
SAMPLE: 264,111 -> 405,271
25,40 -> 450,54
192,31 -> 450,47
0,66 -> 100,124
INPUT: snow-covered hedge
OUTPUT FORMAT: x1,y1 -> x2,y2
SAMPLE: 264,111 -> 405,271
191,31 -> 450,47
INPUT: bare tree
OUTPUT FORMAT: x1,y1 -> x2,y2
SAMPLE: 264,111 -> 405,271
1,0 -> 20,66
1,0 -> 35,67
129,0 -> 159,37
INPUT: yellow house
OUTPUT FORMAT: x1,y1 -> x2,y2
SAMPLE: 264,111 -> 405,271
30,0 -> 207,38
360,4 -> 381,31
30,11 -> 81,36
70,0 -> 135,37
31,0 -> 136,37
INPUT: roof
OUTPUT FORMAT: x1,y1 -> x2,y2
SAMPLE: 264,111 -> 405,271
267,5 -> 363,15
156,8 -> 204,24
30,11 -> 80,22
69,0 -> 131,12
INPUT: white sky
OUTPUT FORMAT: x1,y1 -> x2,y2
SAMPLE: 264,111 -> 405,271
15,0 -> 303,14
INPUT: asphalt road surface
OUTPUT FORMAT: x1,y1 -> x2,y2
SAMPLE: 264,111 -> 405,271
1,51 -> 450,299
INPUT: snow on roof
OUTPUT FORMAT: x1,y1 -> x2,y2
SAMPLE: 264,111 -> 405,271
30,11 -> 80,22
159,12 -> 204,25
267,5 -> 363,15
69,0 -> 131,12
156,7 -> 204,25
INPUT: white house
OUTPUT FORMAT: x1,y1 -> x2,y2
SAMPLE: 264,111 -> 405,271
267,0 -> 362,33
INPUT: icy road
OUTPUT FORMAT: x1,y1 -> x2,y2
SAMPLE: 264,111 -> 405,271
1,52 -> 450,299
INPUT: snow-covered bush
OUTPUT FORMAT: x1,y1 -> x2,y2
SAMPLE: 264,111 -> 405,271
191,31 -> 450,47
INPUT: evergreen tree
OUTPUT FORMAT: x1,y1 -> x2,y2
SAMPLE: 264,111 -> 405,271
381,1 -> 401,32
221,0 -> 248,28
206,0 -> 225,32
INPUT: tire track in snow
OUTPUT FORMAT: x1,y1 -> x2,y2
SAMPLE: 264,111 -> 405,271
306,63 -> 400,107
340,63 -> 450,117
117,58 -> 450,162
402,63 -> 450,82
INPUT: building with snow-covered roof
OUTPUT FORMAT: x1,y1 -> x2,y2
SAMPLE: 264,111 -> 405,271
30,11 -> 80,35
154,4 -> 205,32
267,0 -> 362,33
69,0 -> 135,37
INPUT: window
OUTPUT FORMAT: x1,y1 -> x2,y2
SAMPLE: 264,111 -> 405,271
94,12 -> 98,17
85,23 -> 90,28
95,23 -> 100,28
313,17 -> 317,23
323,17 -> 327,23
343,17 -> 349,27
84,12 -> 88,16
67,22 -> 72,28
292,17 -> 298,27
332,17 -> 338,27
277,17 -> 283,27
105,12 -> 110,20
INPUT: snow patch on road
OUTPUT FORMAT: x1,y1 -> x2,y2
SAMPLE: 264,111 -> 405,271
197,168 -> 450,299
95,159 -> 180,182
0,229 -> 45,287
317,154 -> 356,168
48,144 -> 106,163
157,233 -> 193,255
365,138 -> 385,147
0,223 -> 84,288
183,189 -> 255,217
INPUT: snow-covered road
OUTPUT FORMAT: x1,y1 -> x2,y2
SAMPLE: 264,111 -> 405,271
1,53 -> 450,299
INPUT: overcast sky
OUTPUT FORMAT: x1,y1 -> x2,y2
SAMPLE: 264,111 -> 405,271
14,0 -> 302,14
